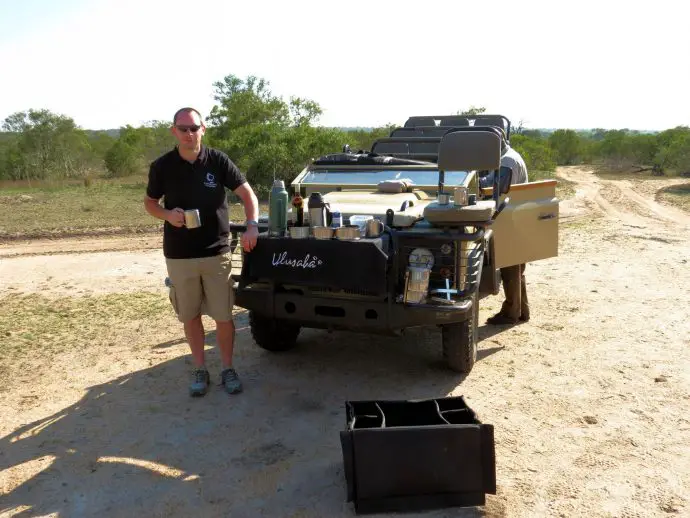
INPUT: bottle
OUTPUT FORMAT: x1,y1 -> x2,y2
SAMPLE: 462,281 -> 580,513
331,210 -> 342,228
292,194 -> 304,226
268,180 -> 288,236
308,192 -> 327,228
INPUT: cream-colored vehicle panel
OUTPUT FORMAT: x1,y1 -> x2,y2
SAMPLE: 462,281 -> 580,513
424,200 -> 496,223
487,180 -> 559,268
322,190 -> 432,227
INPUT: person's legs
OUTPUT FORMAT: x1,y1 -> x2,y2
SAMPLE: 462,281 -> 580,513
519,263 -> 530,321
215,320 -> 235,369
500,264 -> 522,320
184,315 -> 206,367
217,318 -> 241,394
201,253 -> 242,394
487,265 -> 521,324
166,258 -> 209,396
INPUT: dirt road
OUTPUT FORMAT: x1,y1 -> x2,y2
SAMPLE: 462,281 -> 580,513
1,167 -> 688,517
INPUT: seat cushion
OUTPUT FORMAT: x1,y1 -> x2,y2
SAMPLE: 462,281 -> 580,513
423,200 -> 495,224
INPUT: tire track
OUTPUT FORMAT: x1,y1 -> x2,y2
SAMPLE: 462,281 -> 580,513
556,166 -> 690,230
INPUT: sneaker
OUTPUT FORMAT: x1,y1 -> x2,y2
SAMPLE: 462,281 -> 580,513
189,368 -> 210,397
220,367 -> 243,394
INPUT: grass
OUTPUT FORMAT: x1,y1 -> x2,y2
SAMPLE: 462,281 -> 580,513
0,167 -> 577,241
0,292 -> 175,369
656,183 -> 690,213
0,176 -> 267,240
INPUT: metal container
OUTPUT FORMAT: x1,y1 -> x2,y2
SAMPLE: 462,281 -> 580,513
453,187 -> 468,206
289,226 -> 310,239
184,209 -> 201,228
269,179 -> 288,236
313,226 -> 334,239
335,225 -> 360,240
349,215 -> 373,236
365,218 -> 384,238
308,192 -> 328,228
403,266 -> 430,304
437,192 -> 450,205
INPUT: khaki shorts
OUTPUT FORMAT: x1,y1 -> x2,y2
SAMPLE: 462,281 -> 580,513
165,253 -> 234,322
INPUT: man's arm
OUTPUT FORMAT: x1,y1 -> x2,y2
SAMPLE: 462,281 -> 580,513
144,160 -> 185,227
233,182 -> 260,252
144,195 -> 169,221
143,195 -> 185,227
233,182 -> 259,223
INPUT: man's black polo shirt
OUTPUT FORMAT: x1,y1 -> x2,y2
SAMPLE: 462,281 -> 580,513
146,145 -> 247,259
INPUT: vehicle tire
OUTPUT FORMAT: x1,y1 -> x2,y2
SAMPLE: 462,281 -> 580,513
249,310 -> 301,352
442,291 -> 478,373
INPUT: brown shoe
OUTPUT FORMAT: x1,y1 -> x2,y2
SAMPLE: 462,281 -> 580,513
486,313 -> 519,325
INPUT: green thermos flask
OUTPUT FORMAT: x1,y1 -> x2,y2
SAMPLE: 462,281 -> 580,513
268,179 -> 288,236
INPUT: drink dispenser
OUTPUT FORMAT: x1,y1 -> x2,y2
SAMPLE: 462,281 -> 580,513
268,180 -> 288,236
308,192 -> 328,228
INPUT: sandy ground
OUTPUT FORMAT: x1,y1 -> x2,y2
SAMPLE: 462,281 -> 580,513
1,166 -> 689,517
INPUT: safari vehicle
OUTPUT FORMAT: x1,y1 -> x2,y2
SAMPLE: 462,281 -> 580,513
229,115 -> 559,374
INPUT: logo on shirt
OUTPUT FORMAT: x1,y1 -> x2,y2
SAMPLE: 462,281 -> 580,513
204,172 -> 217,188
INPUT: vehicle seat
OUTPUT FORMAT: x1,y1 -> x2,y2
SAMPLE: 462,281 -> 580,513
404,116 -> 437,128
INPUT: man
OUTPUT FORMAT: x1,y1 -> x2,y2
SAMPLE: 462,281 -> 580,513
480,144 -> 530,325
144,107 -> 260,396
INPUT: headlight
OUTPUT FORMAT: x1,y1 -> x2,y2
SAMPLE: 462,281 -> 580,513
409,248 -> 434,269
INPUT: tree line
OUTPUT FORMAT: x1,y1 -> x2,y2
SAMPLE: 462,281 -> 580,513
1,74 -> 689,195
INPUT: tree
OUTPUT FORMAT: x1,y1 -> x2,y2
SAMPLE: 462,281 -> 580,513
207,75 -> 291,136
289,97 -> 322,127
103,123 -> 174,177
1,109 -> 93,182
457,106 -> 486,116
510,134 -> 556,172
203,74 -> 352,194
660,129 -> 690,173
548,129 -> 582,165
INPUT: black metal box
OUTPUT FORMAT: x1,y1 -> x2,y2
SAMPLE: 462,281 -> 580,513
339,395 -> 496,514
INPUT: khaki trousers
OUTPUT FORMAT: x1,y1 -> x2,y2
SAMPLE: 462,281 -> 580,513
499,263 -> 529,321
165,253 -> 234,323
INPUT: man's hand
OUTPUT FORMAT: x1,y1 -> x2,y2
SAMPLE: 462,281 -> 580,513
166,208 -> 185,227
241,225 -> 259,252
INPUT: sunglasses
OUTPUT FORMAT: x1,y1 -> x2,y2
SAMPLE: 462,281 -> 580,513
175,125 -> 201,133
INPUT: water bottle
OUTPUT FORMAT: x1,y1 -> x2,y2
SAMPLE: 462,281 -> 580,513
268,180 -> 288,236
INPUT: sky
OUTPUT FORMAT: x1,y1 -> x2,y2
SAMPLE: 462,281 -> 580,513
0,0 -> 689,132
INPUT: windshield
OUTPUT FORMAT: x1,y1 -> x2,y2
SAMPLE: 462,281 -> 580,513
300,169 -> 470,187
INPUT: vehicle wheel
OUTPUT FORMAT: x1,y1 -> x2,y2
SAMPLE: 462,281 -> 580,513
442,291 -> 478,373
249,310 -> 301,352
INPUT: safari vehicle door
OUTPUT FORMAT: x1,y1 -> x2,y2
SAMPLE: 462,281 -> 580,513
481,179 -> 559,269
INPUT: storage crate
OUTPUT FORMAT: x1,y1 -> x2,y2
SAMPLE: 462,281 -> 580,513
339,395 -> 496,514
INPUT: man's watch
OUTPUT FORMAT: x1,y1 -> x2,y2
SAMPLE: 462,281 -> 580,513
246,219 -> 258,227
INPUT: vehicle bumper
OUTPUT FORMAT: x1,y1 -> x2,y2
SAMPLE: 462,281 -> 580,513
233,284 -> 472,333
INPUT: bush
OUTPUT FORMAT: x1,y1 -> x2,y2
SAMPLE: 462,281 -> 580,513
510,135 -> 556,173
